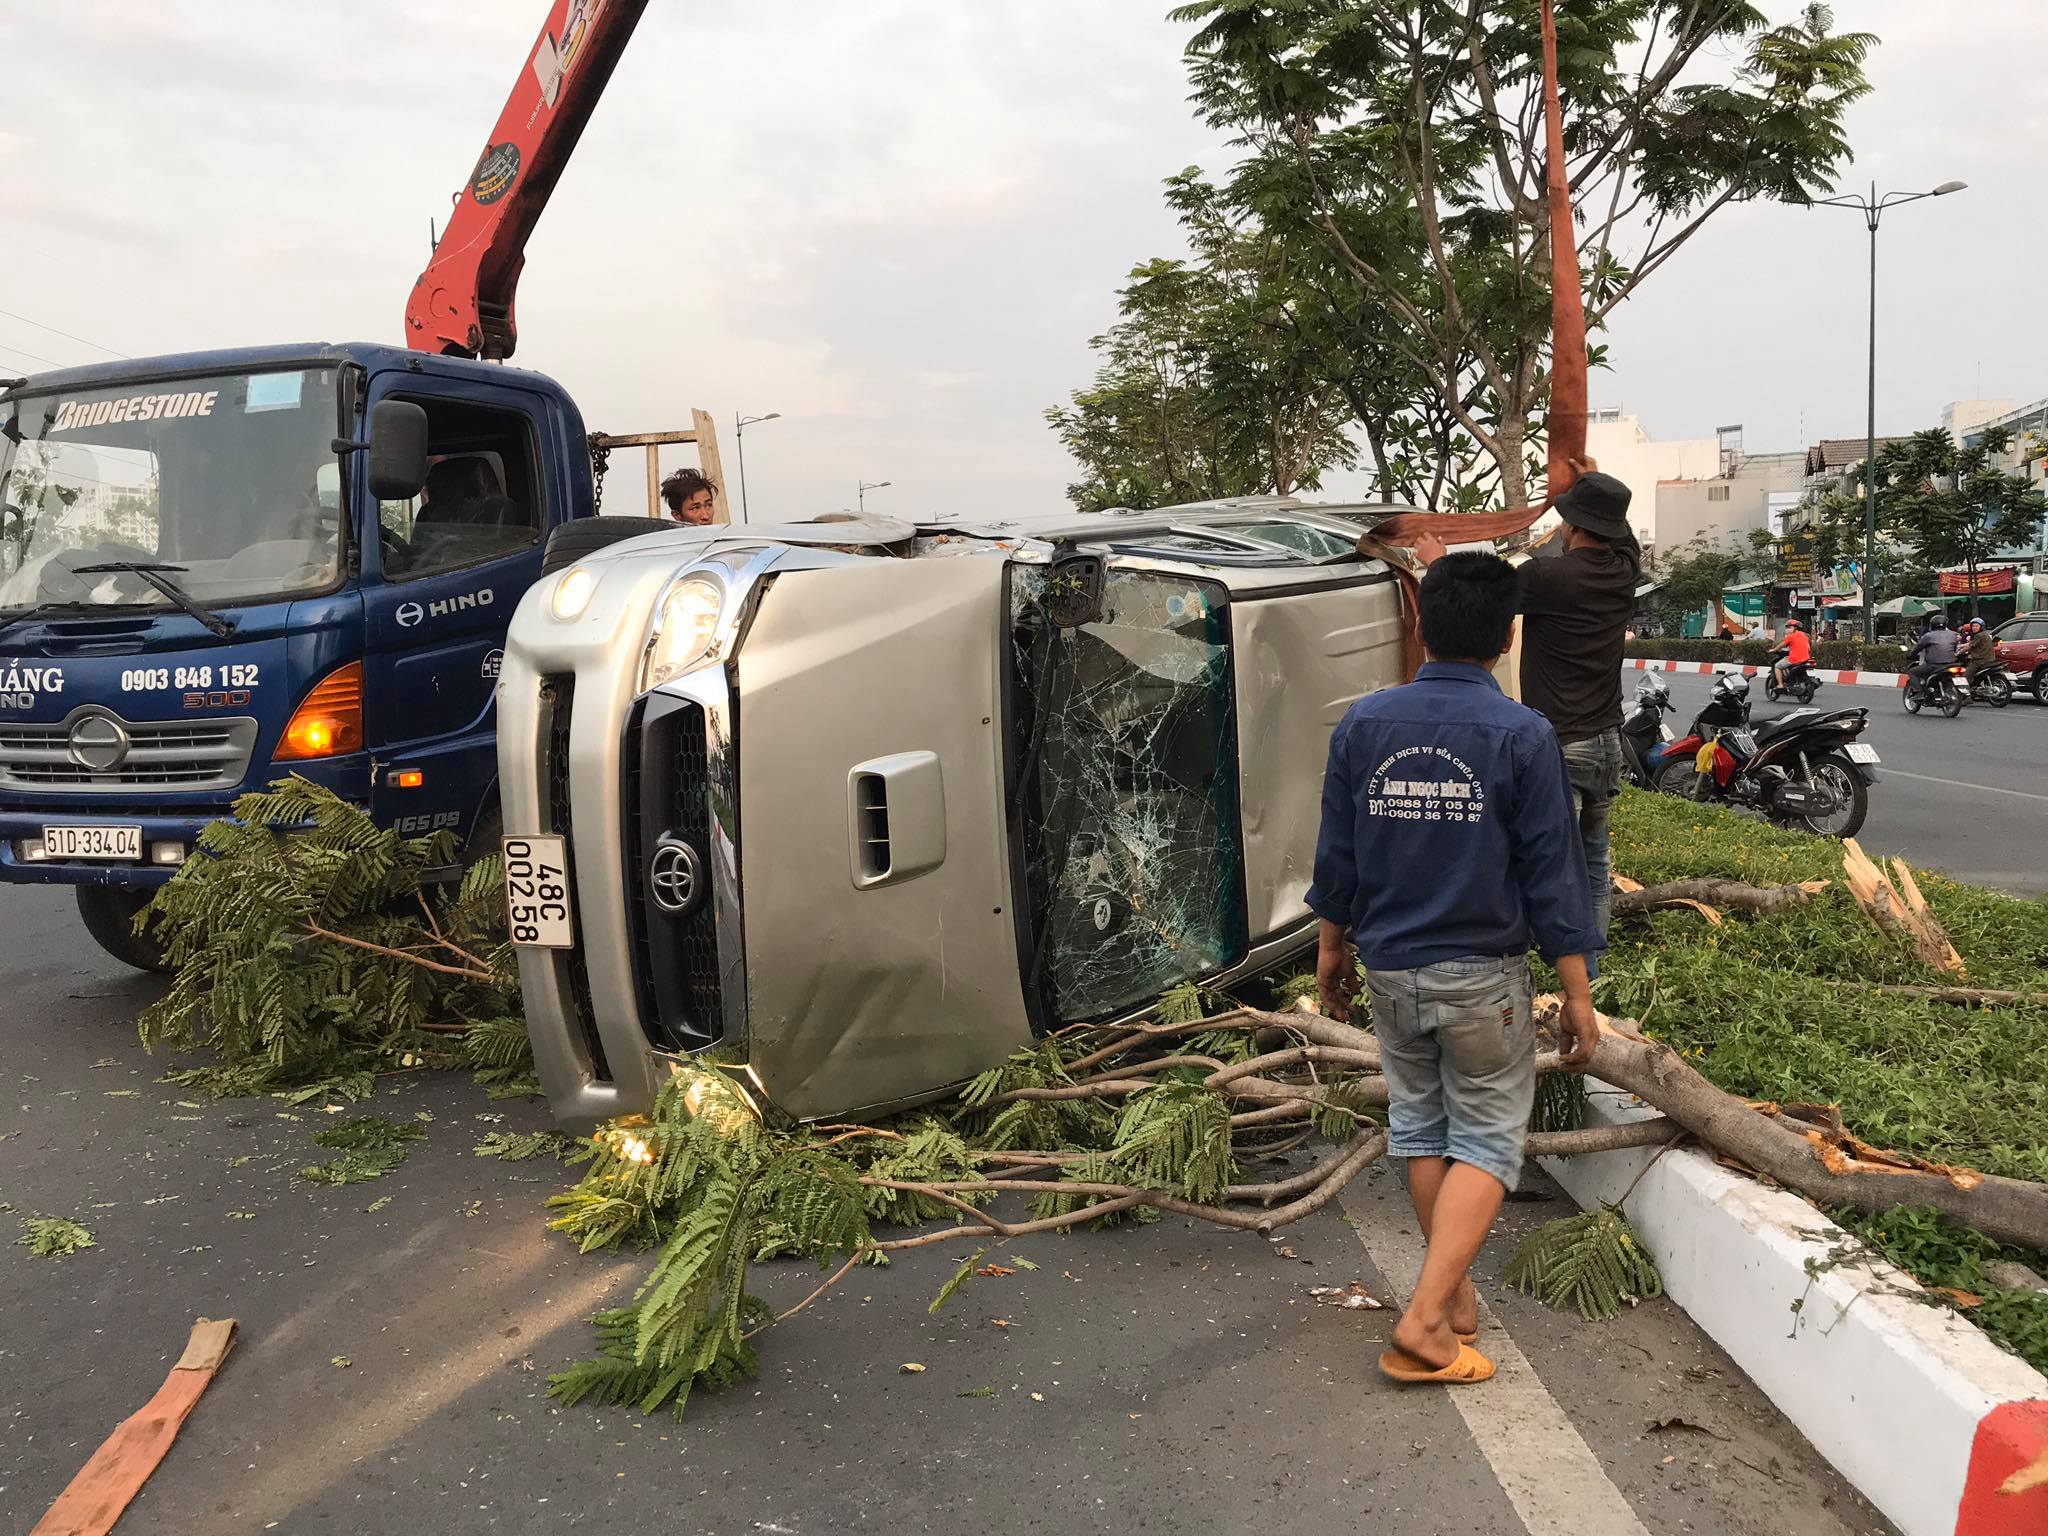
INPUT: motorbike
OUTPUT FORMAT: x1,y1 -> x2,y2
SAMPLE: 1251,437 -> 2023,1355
1763,648 -> 1822,705
1649,677 -> 1877,838
1965,664 -> 2014,708
1900,645 -> 1966,719
1618,674 -> 1677,787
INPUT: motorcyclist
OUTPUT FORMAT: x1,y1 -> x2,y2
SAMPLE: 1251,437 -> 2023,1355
1963,618 -> 1998,686
1907,612 -> 1963,695
1770,617 -> 1812,691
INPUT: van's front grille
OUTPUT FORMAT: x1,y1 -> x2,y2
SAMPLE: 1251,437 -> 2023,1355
623,694 -> 727,1053
0,713 -> 258,792
538,676 -> 609,1082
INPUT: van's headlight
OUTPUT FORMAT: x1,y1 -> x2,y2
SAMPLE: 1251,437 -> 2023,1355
641,575 -> 725,691
551,566 -> 598,621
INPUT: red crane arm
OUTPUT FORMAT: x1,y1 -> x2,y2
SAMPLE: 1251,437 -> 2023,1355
404,0 -> 651,359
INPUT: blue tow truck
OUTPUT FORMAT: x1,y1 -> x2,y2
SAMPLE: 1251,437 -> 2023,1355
0,344 -> 604,966
0,0 -> 684,967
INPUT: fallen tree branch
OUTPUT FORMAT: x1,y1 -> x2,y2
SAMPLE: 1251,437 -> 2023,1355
1861,984 -> 2048,1009
1612,877 -> 1828,918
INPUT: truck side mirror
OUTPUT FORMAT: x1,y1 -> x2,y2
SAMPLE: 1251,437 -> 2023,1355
365,400 -> 430,501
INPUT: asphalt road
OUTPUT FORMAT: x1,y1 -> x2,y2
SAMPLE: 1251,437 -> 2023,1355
1631,669 -> 2048,897
0,886 -> 1897,1535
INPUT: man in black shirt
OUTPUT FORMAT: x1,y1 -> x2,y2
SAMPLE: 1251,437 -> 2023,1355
1405,464 -> 1639,951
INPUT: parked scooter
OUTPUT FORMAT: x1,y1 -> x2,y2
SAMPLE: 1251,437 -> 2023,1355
1650,672 -> 1878,838
1619,674 -> 1677,786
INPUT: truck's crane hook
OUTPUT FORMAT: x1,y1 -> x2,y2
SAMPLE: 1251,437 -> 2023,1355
404,0 -> 651,360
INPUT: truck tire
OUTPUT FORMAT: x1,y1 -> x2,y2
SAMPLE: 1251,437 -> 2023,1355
76,887 -> 172,974
541,516 -> 675,576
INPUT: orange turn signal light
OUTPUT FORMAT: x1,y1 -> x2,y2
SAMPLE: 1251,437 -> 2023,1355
389,769 -> 425,789
276,662 -> 365,761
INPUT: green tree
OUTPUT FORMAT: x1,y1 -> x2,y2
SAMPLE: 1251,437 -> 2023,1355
1650,533 -> 1750,630
1045,216 -> 1361,511
1872,427 -> 2047,617
1172,1 -> 1876,510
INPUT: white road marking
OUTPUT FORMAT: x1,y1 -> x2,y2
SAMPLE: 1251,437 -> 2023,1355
1874,767 -> 2048,804
1340,1184 -> 1652,1536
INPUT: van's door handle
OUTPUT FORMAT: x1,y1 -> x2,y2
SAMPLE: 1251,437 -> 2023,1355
847,751 -> 945,888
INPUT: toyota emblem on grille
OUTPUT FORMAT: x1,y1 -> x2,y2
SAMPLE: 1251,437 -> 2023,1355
648,839 -> 705,916
67,713 -> 132,772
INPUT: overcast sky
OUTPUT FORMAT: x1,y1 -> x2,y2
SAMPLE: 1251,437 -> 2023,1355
3,2 -> 2041,520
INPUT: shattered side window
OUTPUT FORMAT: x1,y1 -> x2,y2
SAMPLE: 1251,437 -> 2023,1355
1008,566 -> 1248,1022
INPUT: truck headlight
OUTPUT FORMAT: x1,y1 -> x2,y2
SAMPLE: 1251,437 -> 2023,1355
640,574 -> 725,691
551,565 -> 598,621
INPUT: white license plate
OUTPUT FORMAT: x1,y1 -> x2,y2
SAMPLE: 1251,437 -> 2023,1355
43,824 -> 142,860
1845,744 -> 1881,765
503,835 -> 574,949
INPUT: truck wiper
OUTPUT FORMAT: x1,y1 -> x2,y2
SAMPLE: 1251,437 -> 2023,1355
71,562 -> 237,637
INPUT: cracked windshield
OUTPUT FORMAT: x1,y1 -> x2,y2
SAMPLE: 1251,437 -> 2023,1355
0,368 -> 343,613
1011,566 -> 1246,1019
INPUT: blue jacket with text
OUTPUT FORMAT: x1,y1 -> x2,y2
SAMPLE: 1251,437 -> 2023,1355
1304,662 -> 1603,972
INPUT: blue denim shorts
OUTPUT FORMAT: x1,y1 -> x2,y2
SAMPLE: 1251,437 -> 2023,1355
1366,955 -> 1536,1190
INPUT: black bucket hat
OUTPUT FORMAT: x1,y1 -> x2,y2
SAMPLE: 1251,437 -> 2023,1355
1554,470 -> 1633,540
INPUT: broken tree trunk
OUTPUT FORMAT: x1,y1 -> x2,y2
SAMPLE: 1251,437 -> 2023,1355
1841,839 -> 1966,976
1285,1001 -> 2048,1251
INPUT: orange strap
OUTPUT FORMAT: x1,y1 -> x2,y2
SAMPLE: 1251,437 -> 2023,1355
32,1318 -> 237,1536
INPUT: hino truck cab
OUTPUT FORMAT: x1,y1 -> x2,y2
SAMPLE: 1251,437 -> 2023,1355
0,342 -> 593,967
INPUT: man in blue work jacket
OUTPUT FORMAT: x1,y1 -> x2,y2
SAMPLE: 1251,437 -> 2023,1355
1307,551 -> 1602,1386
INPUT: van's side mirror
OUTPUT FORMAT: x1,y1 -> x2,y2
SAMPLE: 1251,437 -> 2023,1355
365,400 -> 430,501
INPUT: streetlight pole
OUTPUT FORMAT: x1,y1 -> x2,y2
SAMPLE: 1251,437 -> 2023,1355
734,412 -> 781,522
858,479 -> 891,514
1809,179 -> 1967,642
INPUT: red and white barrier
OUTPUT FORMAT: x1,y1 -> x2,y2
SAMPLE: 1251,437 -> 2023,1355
1624,656 -> 1906,689
1545,1092 -> 2048,1536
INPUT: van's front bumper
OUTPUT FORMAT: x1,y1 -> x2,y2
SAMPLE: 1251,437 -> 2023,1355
498,554 -> 759,1131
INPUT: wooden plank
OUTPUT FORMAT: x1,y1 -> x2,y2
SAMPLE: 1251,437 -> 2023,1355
590,429 -> 700,449
32,1318 -> 237,1536
692,408 -> 732,524
645,444 -> 661,520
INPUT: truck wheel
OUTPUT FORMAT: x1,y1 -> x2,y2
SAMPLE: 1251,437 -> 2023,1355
75,887 -> 172,974
541,516 -> 675,576
465,803 -> 504,869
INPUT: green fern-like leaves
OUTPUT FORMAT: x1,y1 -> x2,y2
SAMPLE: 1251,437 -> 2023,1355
1505,1207 -> 1664,1321
547,1066 -> 873,1417
1109,1079 -> 1235,1202
1533,1073 -> 1587,1133
136,776 -> 529,1096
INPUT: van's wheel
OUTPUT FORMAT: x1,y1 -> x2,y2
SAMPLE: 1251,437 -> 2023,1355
75,887 -> 172,974
541,515 -> 675,576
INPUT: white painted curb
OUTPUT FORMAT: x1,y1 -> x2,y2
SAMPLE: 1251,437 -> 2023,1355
1624,656 -> 1907,689
1541,1088 -> 2048,1536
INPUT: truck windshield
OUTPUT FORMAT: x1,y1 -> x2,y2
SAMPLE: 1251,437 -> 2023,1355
0,368 -> 344,614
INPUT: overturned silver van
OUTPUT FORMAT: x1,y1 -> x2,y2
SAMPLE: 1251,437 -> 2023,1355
496,502 -> 1429,1128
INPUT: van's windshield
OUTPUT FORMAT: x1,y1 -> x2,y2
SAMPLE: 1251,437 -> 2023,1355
0,368 -> 344,614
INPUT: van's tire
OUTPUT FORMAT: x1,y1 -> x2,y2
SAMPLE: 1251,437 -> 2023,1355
76,887 -> 172,974
541,516 -> 675,576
